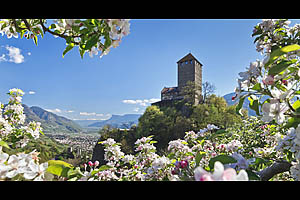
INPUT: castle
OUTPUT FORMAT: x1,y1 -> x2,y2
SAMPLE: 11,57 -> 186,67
153,53 -> 203,106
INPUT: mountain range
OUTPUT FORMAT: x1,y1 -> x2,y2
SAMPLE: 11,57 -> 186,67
74,114 -> 141,129
19,92 -> 257,134
21,104 -> 141,133
22,104 -> 83,133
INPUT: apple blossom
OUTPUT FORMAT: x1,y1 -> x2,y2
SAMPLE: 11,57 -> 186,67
194,161 -> 248,181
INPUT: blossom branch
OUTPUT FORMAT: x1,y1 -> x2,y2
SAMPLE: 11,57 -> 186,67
257,160 -> 292,181
38,19 -> 81,45
22,19 -> 31,31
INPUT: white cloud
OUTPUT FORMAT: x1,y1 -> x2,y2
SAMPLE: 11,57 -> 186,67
72,113 -> 111,121
66,110 -> 74,113
122,100 -> 137,104
122,98 -> 160,106
149,98 -> 160,103
133,107 -> 140,112
45,108 -> 62,113
27,52 -> 31,56
0,54 -> 7,62
28,91 -> 35,95
79,112 -> 96,116
79,112 -> 107,117
5,45 -> 24,64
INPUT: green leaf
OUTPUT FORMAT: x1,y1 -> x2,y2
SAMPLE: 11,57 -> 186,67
251,83 -> 262,91
195,151 -> 206,167
0,140 -> 10,149
62,43 -> 74,58
33,35 -> 38,45
236,96 -> 246,116
47,160 -> 73,177
210,129 -> 226,139
265,44 -> 300,67
85,34 -> 99,50
268,59 -> 296,76
104,36 -> 112,48
246,169 -> 260,180
248,96 -> 260,115
295,90 -> 300,95
79,47 -> 85,59
67,167 -> 83,178
49,24 -> 56,29
293,100 -> 300,112
208,155 -> 237,170
285,117 -> 300,129
91,165 -> 113,176
252,26 -> 262,37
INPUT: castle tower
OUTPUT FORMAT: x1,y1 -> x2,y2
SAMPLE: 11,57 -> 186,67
177,53 -> 203,105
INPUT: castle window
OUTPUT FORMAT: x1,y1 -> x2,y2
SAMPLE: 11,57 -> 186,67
185,61 -> 188,64
190,60 -> 193,64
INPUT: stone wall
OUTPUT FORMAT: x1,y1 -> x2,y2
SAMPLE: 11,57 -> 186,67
177,59 -> 202,105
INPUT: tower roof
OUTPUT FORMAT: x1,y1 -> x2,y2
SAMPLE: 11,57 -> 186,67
176,53 -> 202,66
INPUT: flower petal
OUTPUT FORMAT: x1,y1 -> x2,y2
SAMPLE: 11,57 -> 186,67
212,161 -> 224,180
23,171 -> 38,180
222,168 -> 237,180
236,170 -> 249,181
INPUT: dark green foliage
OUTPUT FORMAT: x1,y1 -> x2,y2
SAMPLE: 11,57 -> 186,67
92,94 -> 245,163
3,135 -> 70,163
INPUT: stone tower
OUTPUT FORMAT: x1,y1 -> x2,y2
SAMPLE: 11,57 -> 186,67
177,53 -> 203,105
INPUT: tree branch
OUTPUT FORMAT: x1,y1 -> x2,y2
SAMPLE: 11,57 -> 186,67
38,19 -> 80,45
21,19 -> 31,31
11,19 -> 26,31
257,160 -> 292,181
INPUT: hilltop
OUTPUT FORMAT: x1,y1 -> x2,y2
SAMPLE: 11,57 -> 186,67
22,104 -> 82,133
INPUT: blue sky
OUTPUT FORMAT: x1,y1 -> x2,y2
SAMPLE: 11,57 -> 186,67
0,19 -> 296,120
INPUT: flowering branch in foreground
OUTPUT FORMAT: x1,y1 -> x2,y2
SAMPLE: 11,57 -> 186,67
0,19 -> 130,59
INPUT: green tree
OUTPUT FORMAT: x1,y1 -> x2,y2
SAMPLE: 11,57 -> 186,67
192,95 -> 244,129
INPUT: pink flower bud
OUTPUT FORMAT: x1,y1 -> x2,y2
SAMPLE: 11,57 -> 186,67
263,75 -> 275,85
88,161 -> 93,167
94,160 -> 99,167
180,160 -> 188,168
171,169 -> 177,175
231,95 -> 237,101
282,79 -> 288,86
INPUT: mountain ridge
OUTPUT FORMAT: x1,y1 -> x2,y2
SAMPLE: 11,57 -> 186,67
22,104 -> 82,133
76,114 -> 141,129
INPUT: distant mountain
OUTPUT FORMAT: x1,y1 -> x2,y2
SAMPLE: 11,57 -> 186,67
22,104 -> 82,133
73,120 -> 101,128
85,114 -> 141,129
